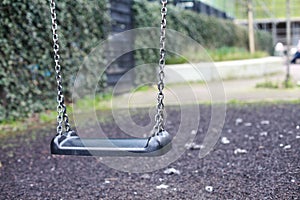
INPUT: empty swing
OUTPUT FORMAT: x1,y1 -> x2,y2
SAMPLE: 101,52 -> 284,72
50,0 -> 171,156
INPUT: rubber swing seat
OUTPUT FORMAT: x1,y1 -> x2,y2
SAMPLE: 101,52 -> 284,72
50,131 -> 172,156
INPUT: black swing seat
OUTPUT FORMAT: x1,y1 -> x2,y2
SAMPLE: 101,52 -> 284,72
51,131 -> 172,156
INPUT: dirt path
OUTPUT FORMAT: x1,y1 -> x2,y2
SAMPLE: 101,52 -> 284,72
1,104 -> 300,199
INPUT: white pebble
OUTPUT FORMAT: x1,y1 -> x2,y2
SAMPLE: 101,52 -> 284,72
104,180 -> 110,184
296,135 -> 300,139
279,144 -> 284,147
244,122 -> 252,127
221,137 -> 230,144
163,168 -> 181,175
283,145 -> 291,150
261,120 -> 270,125
235,118 -> 243,125
291,179 -> 296,183
141,174 -> 151,179
234,148 -> 248,155
279,134 -> 284,138
185,143 -> 204,150
260,132 -> 268,136
156,184 -> 169,189
191,130 -> 197,135
205,186 -> 213,193
249,136 -> 255,140
296,125 -> 300,130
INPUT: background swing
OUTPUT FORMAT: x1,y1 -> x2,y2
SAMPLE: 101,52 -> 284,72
50,0 -> 172,156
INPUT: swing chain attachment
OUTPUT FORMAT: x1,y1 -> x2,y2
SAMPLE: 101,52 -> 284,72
50,0 -> 71,135
153,0 -> 168,135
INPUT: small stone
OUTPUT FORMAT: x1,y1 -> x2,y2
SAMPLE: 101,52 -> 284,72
296,135 -> 300,139
279,134 -> 284,138
296,125 -> 300,130
163,168 -> 181,175
104,180 -> 110,184
260,131 -> 268,136
17,159 -> 21,163
0,161 -> 2,168
279,144 -> 284,147
191,130 -> 197,135
283,145 -> 291,150
134,192 -> 137,195
156,184 -> 169,189
30,184 -> 34,187
235,118 -> 243,125
227,129 -> 232,133
261,120 -> 270,125
234,148 -> 248,155
141,174 -> 151,179
244,122 -> 252,127
185,143 -> 204,150
221,137 -> 230,144
249,136 -> 255,140
159,178 -> 164,182
50,167 -> 55,172
291,179 -> 296,183
205,186 -> 213,193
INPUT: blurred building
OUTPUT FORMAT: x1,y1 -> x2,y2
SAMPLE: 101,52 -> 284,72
234,0 -> 300,47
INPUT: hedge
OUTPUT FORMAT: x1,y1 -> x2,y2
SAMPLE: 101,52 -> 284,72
1,0 -> 272,121
0,0 -> 109,121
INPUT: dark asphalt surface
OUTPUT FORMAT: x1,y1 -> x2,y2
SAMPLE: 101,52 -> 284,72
1,104 -> 300,199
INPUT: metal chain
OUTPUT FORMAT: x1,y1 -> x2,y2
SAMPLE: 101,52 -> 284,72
153,0 -> 167,135
50,0 -> 71,135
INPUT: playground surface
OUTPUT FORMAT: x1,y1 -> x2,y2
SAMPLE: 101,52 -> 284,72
1,104 -> 300,199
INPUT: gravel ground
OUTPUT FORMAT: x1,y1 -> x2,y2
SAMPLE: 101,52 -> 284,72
1,104 -> 300,199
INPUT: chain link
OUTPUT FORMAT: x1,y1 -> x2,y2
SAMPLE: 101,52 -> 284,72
153,0 -> 167,135
50,0 -> 71,135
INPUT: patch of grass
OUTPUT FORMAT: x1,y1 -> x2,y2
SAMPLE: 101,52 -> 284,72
165,47 -> 269,64
132,85 -> 152,92
75,93 -> 113,112
256,77 -> 296,89
283,77 -> 295,89
166,56 -> 187,64
256,80 -> 279,89
226,99 -> 300,107
209,47 -> 269,62
39,110 -> 57,123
